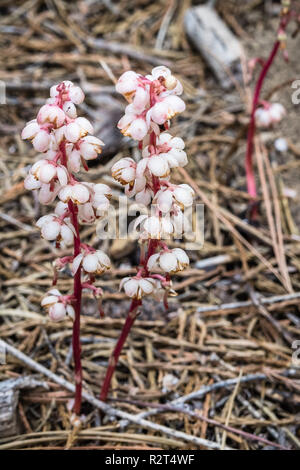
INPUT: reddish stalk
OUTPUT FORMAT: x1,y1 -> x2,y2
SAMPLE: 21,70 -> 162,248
100,128 -> 159,403
99,298 -> 141,402
61,142 -> 83,415
245,42 -> 280,214
68,201 -> 83,415
100,239 -> 159,402
245,8 -> 291,218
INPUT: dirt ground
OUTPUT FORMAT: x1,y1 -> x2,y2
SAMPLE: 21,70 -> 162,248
0,0 -> 299,450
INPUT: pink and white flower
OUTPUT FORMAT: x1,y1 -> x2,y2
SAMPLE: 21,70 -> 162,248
64,117 -> 94,143
268,103 -> 286,123
28,159 -> 68,186
78,136 -> 105,160
39,182 -> 61,205
116,71 -> 141,100
63,101 -> 77,119
54,201 -> 68,216
21,120 -> 51,152
134,186 -> 153,206
77,203 -> 97,224
111,157 -> 137,187
150,95 -> 185,125
50,81 -> 85,105
151,132 -> 188,168
154,184 -> 194,212
64,137 -> 105,173
116,67 -> 185,143
36,214 -> 75,246
68,85 -> 85,105
136,155 -> 170,178
255,103 -> 286,128
120,276 -> 157,299
255,108 -> 271,128
59,183 -> 90,205
124,175 -> 147,199
148,66 -> 183,95
133,215 -> 174,240
147,248 -> 189,273
23,80 -> 113,411
131,86 -> 150,113
37,104 -> 66,128
24,174 -> 42,191
41,289 -> 75,322
77,183 -> 112,223
90,183 -> 112,211
72,250 -> 111,275
118,108 -> 149,141
25,180 -> 62,205
66,146 -> 81,173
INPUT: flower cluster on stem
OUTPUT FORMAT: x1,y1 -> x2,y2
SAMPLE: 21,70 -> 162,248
22,81 -> 112,417
100,66 -> 192,402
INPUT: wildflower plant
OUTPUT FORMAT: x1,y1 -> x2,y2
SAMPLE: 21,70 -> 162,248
22,81 -> 112,417
22,67 -> 193,412
100,66 -> 193,402
245,0 -> 296,217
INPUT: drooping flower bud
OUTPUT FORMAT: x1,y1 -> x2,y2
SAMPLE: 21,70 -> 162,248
255,108 -> 271,128
63,101 -> 77,119
118,114 -> 149,141
41,289 -> 75,321
173,184 -> 194,209
79,136 -> 104,160
65,117 -> 94,143
137,155 -> 169,178
268,103 -> 286,123
255,103 -> 286,128
29,160 -> 68,186
133,214 -> 174,240
68,85 -> 85,105
21,120 -> 51,152
147,248 -> 189,273
150,66 -> 183,95
59,183 -> 90,205
37,104 -> 66,128
116,71 -> 140,100
120,276 -> 157,299
112,157 -> 137,186
150,96 -> 186,125
72,250 -> 111,275
36,214 -> 75,246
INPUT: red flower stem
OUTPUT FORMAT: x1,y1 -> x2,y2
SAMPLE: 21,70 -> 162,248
245,9 -> 291,217
60,142 -> 83,415
100,239 -> 159,403
68,200 -> 83,415
100,128 -> 160,403
245,41 -> 280,205
99,299 -> 141,402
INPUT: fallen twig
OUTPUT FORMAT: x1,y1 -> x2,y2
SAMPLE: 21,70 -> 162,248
109,397 -> 289,450
195,292 -> 300,315
0,340 -> 233,450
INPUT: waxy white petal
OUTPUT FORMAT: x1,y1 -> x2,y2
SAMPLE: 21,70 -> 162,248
41,220 -> 61,240
72,253 -> 83,275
